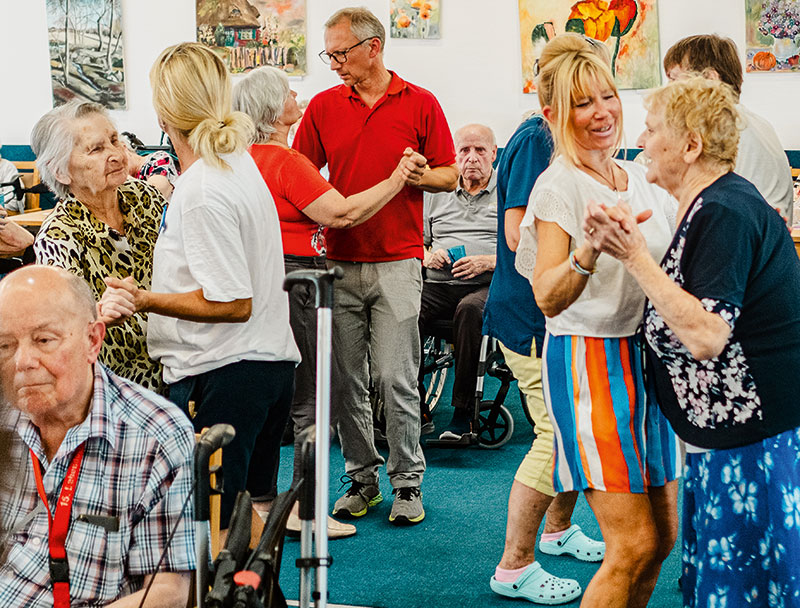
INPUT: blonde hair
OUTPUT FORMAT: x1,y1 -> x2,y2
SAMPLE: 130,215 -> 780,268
645,76 -> 740,172
536,33 -> 620,166
150,42 -> 254,170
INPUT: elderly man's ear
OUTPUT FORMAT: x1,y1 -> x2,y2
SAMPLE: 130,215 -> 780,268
87,319 -> 106,364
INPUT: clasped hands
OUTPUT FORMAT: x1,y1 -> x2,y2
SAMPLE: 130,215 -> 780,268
98,276 -> 141,326
394,148 -> 428,186
582,201 -> 653,261
424,249 -> 493,280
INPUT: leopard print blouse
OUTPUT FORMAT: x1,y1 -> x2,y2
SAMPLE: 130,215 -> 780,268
34,179 -> 166,394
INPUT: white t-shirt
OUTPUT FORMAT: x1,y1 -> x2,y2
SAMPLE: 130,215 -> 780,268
148,152 -> 300,384
736,104 -> 793,224
516,157 -> 676,338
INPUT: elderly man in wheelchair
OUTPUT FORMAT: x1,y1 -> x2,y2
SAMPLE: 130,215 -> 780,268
419,123 -> 498,442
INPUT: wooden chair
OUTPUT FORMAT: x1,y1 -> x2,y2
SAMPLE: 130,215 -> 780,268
10,161 -> 41,212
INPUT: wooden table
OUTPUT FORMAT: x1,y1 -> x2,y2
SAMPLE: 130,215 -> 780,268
793,228 -> 800,259
8,209 -> 52,227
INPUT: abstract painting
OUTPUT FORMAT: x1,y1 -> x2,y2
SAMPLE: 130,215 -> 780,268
45,0 -> 126,109
196,0 -> 307,76
746,0 -> 800,72
518,0 -> 661,93
390,0 -> 440,39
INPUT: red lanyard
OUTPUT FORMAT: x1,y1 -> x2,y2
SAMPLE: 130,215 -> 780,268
30,443 -> 86,608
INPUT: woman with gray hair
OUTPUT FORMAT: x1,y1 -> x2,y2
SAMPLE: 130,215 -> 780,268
232,65 -> 425,538
30,100 -> 165,392
585,76 -> 800,608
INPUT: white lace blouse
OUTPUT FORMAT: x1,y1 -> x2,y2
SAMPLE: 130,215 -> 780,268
515,157 -> 677,338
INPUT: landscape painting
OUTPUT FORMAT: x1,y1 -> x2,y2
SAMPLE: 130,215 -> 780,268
196,0 -> 307,76
390,0 -> 441,39
46,0 -> 126,109
745,0 -> 800,72
518,0 -> 661,93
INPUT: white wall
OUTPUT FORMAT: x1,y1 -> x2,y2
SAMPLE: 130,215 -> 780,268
3,0 -> 800,149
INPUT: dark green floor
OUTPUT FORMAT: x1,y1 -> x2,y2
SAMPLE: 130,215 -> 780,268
275,377 -> 683,608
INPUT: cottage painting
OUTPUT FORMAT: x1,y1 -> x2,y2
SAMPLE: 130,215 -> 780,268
196,0 -> 307,76
390,0 -> 441,39
518,0 -> 661,93
45,0 -> 126,109
746,0 -> 800,72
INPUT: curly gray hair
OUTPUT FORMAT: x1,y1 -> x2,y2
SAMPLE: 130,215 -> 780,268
232,66 -> 291,144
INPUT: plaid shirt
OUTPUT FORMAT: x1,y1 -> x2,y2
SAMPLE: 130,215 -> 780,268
0,365 -> 196,607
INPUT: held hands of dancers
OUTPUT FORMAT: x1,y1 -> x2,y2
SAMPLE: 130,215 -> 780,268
583,201 -> 653,263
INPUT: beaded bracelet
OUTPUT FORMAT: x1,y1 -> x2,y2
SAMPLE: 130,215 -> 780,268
569,251 -> 596,276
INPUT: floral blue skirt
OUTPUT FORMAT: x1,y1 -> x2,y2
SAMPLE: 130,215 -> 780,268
682,427 -> 800,608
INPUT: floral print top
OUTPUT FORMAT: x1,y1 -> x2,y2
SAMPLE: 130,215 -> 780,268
644,195 -> 762,434
34,179 -> 166,393
643,172 -> 800,449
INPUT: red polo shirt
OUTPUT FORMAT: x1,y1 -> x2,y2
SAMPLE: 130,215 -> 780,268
293,71 -> 455,262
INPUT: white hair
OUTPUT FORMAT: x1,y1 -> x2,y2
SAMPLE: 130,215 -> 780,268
232,66 -> 290,144
30,101 -> 109,199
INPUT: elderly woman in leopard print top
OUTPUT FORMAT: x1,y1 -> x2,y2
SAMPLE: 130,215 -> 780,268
30,101 -> 165,393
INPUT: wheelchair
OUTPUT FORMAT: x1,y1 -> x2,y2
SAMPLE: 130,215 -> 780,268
371,319 -> 535,449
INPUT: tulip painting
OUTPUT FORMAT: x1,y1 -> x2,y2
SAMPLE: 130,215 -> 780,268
519,0 -> 660,92
390,0 -> 440,39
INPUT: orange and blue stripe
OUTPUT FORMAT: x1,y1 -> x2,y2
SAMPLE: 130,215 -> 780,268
543,333 -> 681,494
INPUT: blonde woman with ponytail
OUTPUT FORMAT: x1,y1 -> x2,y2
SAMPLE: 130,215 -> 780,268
102,42 -> 300,533
513,33 -> 681,607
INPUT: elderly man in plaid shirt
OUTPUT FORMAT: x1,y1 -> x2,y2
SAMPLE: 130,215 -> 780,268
0,266 -> 196,607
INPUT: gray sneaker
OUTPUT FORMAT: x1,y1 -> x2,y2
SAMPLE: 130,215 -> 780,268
332,476 -> 383,518
389,487 -> 425,526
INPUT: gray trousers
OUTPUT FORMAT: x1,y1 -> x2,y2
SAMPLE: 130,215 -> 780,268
328,258 -> 426,488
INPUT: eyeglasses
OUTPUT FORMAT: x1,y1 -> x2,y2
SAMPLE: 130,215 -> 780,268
318,37 -> 376,65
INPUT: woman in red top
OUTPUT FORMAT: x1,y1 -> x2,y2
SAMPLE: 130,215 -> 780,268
233,66 -> 425,538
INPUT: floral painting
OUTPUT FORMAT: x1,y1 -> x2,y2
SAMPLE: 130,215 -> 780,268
45,0 -> 126,109
745,0 -> 800,72
196,0 -> 307,75
518,0 -> 661,93
390,0 -> 440,39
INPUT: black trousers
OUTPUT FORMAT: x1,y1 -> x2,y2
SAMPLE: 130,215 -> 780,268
169,359 -> 294,527
284,254 -> 327,486
417,282 -> 489,412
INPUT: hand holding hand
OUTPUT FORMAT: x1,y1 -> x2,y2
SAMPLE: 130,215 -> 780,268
452,255 -> 494,280
424,248 -> 449,269
395,147 -> 427,186
583,202 -> 650,261
98,276 -> 139,326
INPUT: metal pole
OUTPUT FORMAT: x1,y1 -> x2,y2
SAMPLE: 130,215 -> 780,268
314,306 -> 332,608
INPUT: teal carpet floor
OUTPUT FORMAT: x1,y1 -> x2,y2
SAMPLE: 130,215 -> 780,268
275,376 -> 683,608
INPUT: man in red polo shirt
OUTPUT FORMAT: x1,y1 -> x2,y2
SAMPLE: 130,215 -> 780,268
294,6 -> 456,526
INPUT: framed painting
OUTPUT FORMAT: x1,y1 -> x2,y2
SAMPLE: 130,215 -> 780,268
518,0 -> 661,93
390,0 -> 440,39
45,0 -> 126,109
196,0 -> 307,76
746,0 -> 800,72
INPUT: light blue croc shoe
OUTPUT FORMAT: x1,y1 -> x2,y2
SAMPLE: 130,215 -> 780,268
539,524 -> 605,562
489,562 -> 582,605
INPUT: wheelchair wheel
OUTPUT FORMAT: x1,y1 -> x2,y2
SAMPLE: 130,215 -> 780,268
422,336 -> 452,414
476,401 -> 514,449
